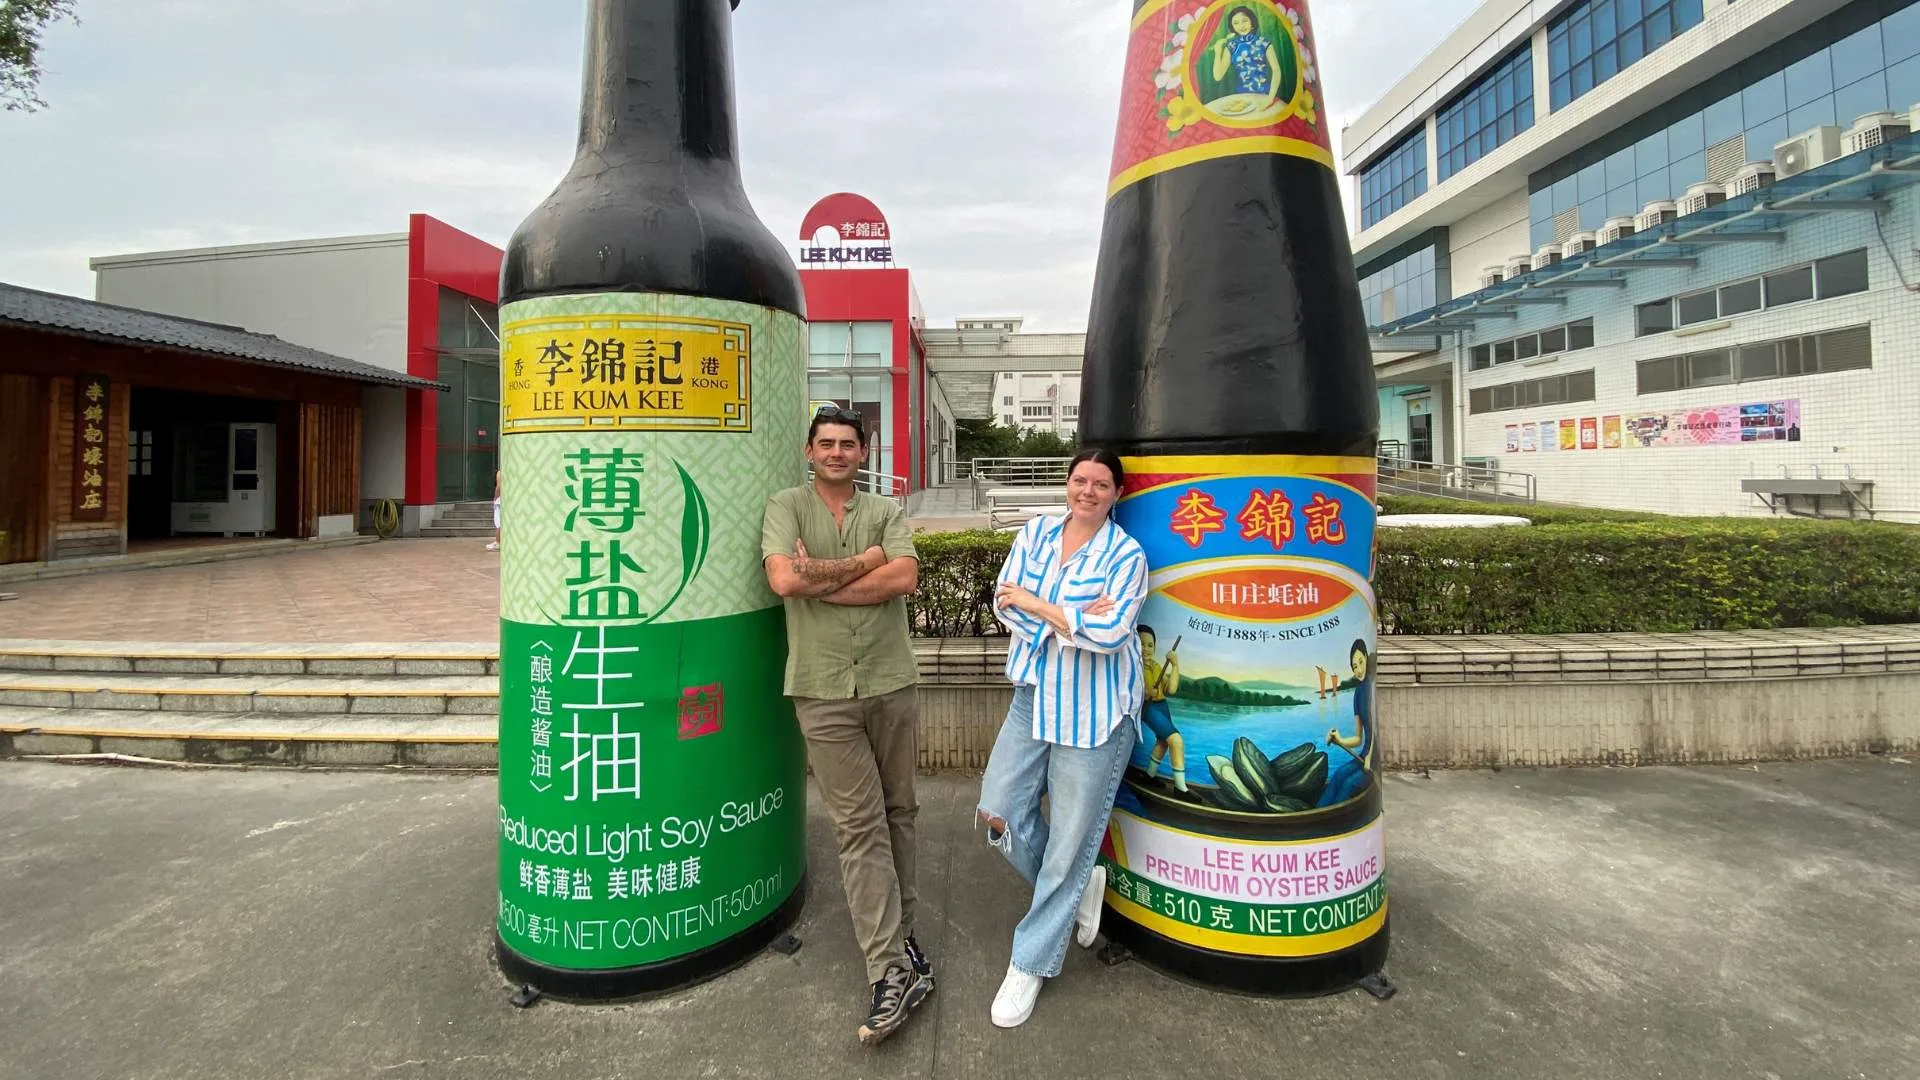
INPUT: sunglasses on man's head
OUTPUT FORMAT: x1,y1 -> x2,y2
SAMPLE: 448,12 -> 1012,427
814,406 -> 863,426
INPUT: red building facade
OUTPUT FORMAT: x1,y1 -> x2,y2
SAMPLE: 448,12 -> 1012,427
404,214 -> 505,507
796,193 -> 935,494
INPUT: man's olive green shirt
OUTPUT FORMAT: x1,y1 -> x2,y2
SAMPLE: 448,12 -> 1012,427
761,485 -> 919,701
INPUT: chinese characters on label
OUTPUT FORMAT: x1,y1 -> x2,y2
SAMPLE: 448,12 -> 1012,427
72,375 -> 108,519
559,448 -> 650,621
502,315 -> 752,434
1172,487 -> 1345,550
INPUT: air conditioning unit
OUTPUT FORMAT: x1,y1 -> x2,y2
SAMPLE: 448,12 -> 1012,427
1480,266 -> 1506,289
1909,102 -> 1920,136
1504,254 -> 1533,278
1562,231 -> 1597,257
1774,126 -> 1842,178
1534,244 -> 1563,268
1636,200 -> 1678,233
1843,111 -> 1910,155
1728,161 -> 1776,196
1598,217 -> 1637,245
1678,182 -> 1726,216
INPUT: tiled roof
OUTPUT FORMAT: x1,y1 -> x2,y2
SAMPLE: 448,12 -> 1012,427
0,282 -> 447,391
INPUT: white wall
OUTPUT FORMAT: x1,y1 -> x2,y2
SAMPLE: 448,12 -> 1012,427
1447,188 -> 1534,285
1460,191 -> 1920,520
91,234 -> 416,510
92,235 -> 411,372
360,386 -> 408,502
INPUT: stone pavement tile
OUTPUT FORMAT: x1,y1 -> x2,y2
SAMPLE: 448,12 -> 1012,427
0,540 -> 501,644
1,763 -> 1917,1079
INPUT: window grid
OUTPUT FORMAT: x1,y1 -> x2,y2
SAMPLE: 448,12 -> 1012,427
1469,370 -> 1600,414
1549,0 -> 1705,111
1633,249 -> 1870,336
1531,5 -> 1920,248
1360,129 -> 1429,229
1635,325 -> 1873,394
1469,319 -> 1597,370
1360,244 -> 1440,325
1438,45 -> 1534,181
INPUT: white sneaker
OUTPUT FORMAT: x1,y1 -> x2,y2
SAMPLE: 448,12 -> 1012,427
1074,865 -> 1107,947
484,541 -> 499,551
990,963 -> 1043,1028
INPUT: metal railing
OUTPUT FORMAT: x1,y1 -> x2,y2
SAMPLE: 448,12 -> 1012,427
805,467 -> 909,504
967,456 -> 1073,509
954,451 -> 1538,506
1376,453 -> 1536,504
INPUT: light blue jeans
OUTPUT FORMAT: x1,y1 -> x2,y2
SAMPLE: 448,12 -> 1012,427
977,687 -> 1136,978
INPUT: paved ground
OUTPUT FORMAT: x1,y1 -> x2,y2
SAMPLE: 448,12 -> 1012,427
1,759 -> 1914,1079
0,540 -> 499,642
909,481 -> 989,532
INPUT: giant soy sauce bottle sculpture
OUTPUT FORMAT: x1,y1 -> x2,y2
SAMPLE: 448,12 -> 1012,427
493,0 -> 809,999
1083,0 -> 1388,995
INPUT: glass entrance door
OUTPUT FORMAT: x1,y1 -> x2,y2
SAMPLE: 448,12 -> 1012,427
466,397 -> 499,503
1408,413 -> 1434,464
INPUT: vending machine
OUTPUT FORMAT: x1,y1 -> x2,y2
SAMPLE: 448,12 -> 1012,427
170,422 -> 276,536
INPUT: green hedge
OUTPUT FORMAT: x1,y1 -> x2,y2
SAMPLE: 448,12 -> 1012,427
1376,494 -> 1664,525
907,516 -> 1920,637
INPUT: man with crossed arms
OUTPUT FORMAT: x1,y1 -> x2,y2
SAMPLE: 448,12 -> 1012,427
762,406 -> 930,1046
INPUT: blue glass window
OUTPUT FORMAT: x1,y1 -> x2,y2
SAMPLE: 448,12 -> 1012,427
1436,45 -> 1532,185
1528,1 -> 1920,246
1360,129 -> 1428,229
1549,0 -> 1706,109
1359,244 -> 1443,327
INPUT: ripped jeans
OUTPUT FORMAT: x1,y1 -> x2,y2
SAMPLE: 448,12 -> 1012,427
977,686 -> 1136,978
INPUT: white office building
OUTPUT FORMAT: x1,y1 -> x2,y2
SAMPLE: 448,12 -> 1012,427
923,317 -> 1085,442
1345,0 -> 1920,519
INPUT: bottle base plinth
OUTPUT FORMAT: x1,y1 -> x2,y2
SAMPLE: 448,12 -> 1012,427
1101,908 -> 1389,999
494,873 -> 807,1002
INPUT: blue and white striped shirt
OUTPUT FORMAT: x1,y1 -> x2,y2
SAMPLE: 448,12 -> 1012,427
995,514 -> 1151,748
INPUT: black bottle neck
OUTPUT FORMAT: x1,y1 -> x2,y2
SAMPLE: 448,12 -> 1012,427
576,0 -> 741,175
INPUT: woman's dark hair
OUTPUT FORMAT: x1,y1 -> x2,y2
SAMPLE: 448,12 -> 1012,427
1067,447 -> 1125,491
1350,638 -> 1369,665
1227,5 -> 1259,32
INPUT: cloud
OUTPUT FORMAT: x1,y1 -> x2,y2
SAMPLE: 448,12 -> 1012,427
0,0 -> 1479,330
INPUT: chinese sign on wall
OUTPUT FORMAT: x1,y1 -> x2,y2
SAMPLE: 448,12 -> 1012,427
1506,399 -> 1802,453
72,375 -> 108,520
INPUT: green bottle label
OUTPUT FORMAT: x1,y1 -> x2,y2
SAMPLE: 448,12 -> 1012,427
495,292 -> 808,972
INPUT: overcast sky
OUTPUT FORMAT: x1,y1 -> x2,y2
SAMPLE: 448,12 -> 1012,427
2,0 -> 1481,331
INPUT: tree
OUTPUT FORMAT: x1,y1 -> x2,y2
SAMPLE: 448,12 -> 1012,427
955,417 -> 1022,461
1017,429 -> 1077,458
2,1 -> 77,113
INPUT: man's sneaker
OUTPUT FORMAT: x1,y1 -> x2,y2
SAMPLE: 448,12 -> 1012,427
989,963 -> 1044,1028
1074,865 -> 1107,947
903,934 -> 933,977
857,960 -> 932,1046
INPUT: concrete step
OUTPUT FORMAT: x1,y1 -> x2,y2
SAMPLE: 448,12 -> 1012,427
0,641 -> 497,676
419,527 -> 496,538
0,705 -> 496,768
0,671 -> 498,716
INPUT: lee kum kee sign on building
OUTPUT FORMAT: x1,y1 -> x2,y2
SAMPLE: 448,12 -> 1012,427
797,192 -> 894,268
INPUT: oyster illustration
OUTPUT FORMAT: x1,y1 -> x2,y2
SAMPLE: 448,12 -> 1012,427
1205,755 -> 1263,811
1231,738 -> 1277,802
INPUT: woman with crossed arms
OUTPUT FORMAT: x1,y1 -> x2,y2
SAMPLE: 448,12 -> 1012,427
978,447 -> 1149,1028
